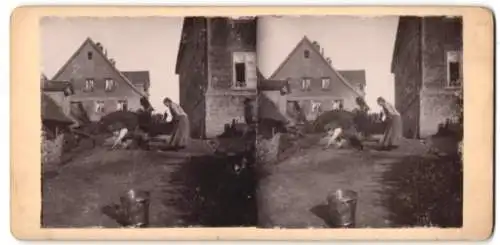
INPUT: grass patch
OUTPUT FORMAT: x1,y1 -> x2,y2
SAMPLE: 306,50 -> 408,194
381,154 -> 462,227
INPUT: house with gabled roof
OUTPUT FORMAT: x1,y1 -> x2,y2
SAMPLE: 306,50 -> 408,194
269,36 -> 366,121
50,37 -> 150,122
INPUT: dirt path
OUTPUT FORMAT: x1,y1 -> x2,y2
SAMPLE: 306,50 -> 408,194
42,140 -> 257,228
257,136 -> 433,228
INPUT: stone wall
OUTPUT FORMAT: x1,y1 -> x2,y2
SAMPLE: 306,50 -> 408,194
420,91 -> 460,138
178,17 -> 209,139
208,18 -> 257,91
42,132 -> 65,167
419,17 -> 462,138
205,17 -> 257,138
392,17 -> 423,139
205,94 -> 255,138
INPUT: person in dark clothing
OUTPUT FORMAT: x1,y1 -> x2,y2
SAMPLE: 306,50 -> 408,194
163,97 -> 190,150
353,96 -> 371,138
243,98 -> 257,125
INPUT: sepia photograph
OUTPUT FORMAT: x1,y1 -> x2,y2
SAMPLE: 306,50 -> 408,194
256,15 -> 463,228
40,16 -> 259,228
40,14 -> 463,229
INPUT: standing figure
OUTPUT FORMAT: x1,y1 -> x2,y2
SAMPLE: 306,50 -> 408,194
353,96 -> 370,138
163,97 -> 190,150
376,97 -> 402,150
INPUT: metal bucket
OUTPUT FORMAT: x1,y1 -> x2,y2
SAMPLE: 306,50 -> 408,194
120,189 -> 151,228
327,189 -> 358,228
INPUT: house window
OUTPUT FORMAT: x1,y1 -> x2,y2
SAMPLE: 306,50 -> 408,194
235,62 -> 246,87
446,50 -> 463,87
304,50 -> 310,58
95,101 -> 105,113
301,78 -> 311,91
105,78 -> 116,92
87,51 -> 93,60
321,77 -> 331,90
117,100 -> 128,111
84,78 -> 95,92
232,52 -> 257,89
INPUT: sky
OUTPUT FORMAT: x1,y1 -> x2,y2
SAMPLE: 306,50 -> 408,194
40,17 -> 183,111
257,15 -> 399,112
41,16 -> 398,113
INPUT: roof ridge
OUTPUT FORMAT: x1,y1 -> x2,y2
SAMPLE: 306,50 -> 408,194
86,39 -> 147,97
304,38 -> 363,97
52,37 -> 147,97
269,36 -> 363,97
269,36 -> 309,79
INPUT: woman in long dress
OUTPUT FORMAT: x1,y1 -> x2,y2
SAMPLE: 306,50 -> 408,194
377,97 -> 402,150
163,97 -> 190,150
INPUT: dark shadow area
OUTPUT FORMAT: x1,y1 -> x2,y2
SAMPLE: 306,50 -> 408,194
157,153 -> 257,227
380,154 -> 463,227
101,204 -> 129,227
42,170 -> 59,181
310,204 -> 334,227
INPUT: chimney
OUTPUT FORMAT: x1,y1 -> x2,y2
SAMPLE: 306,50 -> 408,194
96,42 -> 104,52
326,57 -> 332,65
321,48 -> 324,56
312,41 -> 321,52
104,49 -> 108,57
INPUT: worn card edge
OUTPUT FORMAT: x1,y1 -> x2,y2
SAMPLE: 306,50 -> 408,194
10,6 -> 494,241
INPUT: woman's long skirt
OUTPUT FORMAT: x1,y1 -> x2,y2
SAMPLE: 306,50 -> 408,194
170,115 -> 190,148
381,115 -> 402,147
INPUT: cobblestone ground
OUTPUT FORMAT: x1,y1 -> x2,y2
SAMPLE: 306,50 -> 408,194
256,135 -> 460,228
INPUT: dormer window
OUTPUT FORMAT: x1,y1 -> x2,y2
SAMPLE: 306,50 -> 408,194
304,50 -> 310,58
84,78 -> 95,92
105,78 -> 116,92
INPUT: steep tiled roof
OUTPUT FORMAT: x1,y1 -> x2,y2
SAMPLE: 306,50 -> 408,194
122,71 -> 150,90
257,69 -> 289,91
41,93 -> 74,124
269,36 -> 363,97
51,37 -> 147,97
338,70 -> 366,88
42,80 -> 74,95
258,94 -> 288,123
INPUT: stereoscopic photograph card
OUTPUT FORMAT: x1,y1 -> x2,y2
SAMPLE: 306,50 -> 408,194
10,6 -> 493,241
